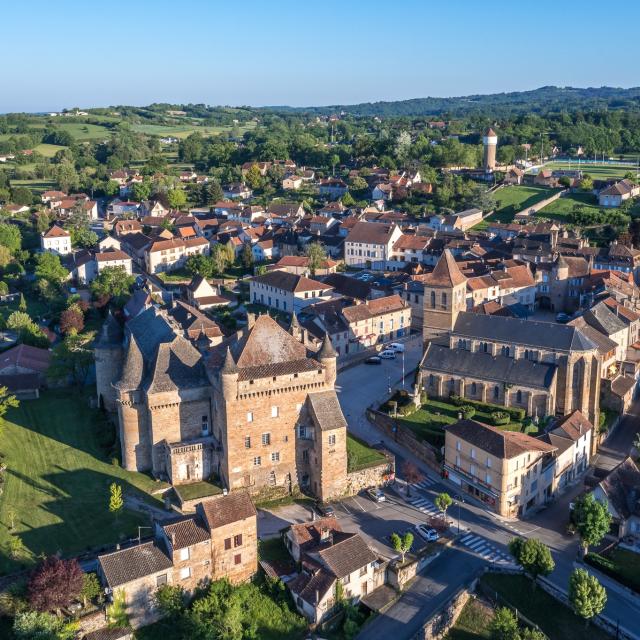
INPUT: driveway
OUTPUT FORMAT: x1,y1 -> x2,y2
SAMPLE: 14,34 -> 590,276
592,397 -> 640,473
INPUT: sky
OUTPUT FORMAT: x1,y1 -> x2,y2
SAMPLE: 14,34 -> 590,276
2,0 -> 640,112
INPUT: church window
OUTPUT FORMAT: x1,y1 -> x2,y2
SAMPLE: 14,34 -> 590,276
430,291 -> 436,308
441,292 -> 447,309
201,416 -> 209,436
302,449 -> 309,462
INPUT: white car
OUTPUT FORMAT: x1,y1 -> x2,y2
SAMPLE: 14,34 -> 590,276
387,342 -> 405,353
379,349 -> 396,359
367,487 -> 386,502
415,524 -> 439,542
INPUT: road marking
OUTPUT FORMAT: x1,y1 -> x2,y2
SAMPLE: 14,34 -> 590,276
351,497 -> 367,512
460,534 -> 475,544
340,501 -> 351,515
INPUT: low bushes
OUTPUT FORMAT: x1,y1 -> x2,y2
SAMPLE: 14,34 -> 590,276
382,389 -> 417,416
460,405 -> 476,419
490,411 -> 511,426
450,395 -> 526,422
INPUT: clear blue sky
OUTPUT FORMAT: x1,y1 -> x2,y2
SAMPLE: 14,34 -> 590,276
3,0 -> 639,112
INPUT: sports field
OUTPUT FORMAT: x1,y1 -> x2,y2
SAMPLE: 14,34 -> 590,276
537,161 -> 639,181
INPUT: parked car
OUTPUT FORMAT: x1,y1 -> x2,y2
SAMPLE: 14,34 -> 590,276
556,312 -> 570,324
367,487 -> 386,502
387,342 -> 405,353
379,349 -> 396,359
365,356 -> 382,365
415,524 -> 439,542
316,502 -> 335,517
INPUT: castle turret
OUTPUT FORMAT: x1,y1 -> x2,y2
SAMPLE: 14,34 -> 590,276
221,346 -> 238,399
94,311 -> 123,412
482,127 -> 498,172
318,333 -> 337,386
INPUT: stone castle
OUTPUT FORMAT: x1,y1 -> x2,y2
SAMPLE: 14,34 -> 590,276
95,308 -> 348,502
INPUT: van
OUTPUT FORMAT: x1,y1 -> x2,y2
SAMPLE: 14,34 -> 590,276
388,342 -> 405,353
379,349 -> 396,359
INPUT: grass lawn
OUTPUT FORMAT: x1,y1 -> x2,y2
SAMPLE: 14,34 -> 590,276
156,268 -> 192,283
541,161 -> 639,181
32,143 -> 67,157
587,547 -> 640,593
445,596 -> 494,640
174,480 -> 222,503
347,434 -> 387,472
536,192 -> 602,223
481,573 -> 612,640
483,186 -> 558,224
8,178 -> 56,194
54,122 -> 112,141
0,390 -> 164,574
398,399 -> 524,448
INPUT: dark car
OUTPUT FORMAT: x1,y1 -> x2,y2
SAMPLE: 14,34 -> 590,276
556,312 -> 570,324
365,356 -> 382,365
316,503 -> 335,517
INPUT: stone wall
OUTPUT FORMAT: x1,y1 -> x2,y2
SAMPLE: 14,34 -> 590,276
344,454 -> 395,496
210,514 -> 258,584
412,581 -> 476,640
367,409 -> 441,474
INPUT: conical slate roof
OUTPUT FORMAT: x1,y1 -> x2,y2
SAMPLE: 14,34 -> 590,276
318,332 -> 336,359
423,249 -> 467,287
221,346 -> 238,375
116,334 -> 144,391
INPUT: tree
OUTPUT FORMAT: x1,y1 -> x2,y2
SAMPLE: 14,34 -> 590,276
569,568 -> 607,626
18,293 -> 26,312
350,176 -> 369,192
80,573 -> 101,608
10,187 -> 33,207
154,584 -> 186,618
490,607 -> 519,640
0,281 -> 8,296
206,179 -> 224,204
390,531 -> 414,564
580,175 -> 594,191
520,630 -> 546,640
59,305 -> 84,335
107,589 -> 129,629
0,385 -> 19,421
304,241 -> 327,276
435,492 -> 453,518
13,611 -> 77,640
186,253 -> 214,278
401,460 -> 422,497
6,311 -> 47,347
241,243 -> 254,270
572,493 -> 612,555
508,538 -> 555,587
167,188 -> 187,209
109,483 -> 124,520
130,180 -> 152,202
0,222 -> 22,254
35,252 -> 68,285
210,243 -> 232,276
0,245 -> 11,268
90,266 -> 135,307
47,333 -> 94,387
8,535 -> 28,561
28,556 -> 84,614
244,165 -> 263,190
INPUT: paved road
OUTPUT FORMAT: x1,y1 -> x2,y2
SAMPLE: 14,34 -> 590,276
334,353 -> 640,640
592,397 -> 640,473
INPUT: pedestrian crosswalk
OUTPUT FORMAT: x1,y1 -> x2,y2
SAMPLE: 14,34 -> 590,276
409,496 -> 439,517
410,477 -> 437,491
458,533 -> 514,565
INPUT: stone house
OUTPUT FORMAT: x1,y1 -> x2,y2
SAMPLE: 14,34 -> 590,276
598,179 -> 640,208
145,236 -> 210,274
41,225 -> 71,256
249,270 -> 334,314
344,221 -> 403,269
184,275 -> 230,310
443,419 -> 557,517
98,492 -> 257,628
286,520 -> 379,624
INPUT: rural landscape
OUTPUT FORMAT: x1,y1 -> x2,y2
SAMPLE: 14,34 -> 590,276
1,1 -> 640,639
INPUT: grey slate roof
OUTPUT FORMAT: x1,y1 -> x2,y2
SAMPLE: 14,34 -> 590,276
315,533 -> 377,578
453,311 -> 596,352
146,336 -> 208,393
422,343 -> 557,390
583,303 -> 628,337
307,390 -> 348,432
127,307 -> 175,360
116,335 -> 145,391
598,457 -> 640,520
98,541 -> 172,588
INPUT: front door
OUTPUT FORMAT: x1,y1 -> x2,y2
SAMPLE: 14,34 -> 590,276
361,582 -> 368,596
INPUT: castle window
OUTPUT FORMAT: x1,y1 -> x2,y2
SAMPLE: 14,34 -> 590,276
298,425 -> 307,439
471,382 -> 477,395
262,433 -> 271,446
328,434 -> 336,446
429,374 -> 434,386
430,291 -> 436,308
501,346 -> 510,357
517,390 -> 523,403
247,412 -> 253,423
494,385 -> 499,399
271,451 -> 280,462
302,449 -> 309,462
271,406 -> 279,418
253,456 -> 261,466
245,437 -> 251,448
234,534 -> 243,547
441,292 -> 447,309
201,416 -> 209,436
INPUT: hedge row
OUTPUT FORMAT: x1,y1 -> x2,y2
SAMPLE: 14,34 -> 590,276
449,395 -> 526,421
584,553 -> 640,594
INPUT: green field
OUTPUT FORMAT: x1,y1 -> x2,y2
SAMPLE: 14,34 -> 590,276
538,162 -> 640,181
32,143 -> 66,157
445,597 -> 493,640
536,192 -> 602,222
346,434 -> 387,472
0,390 -> 163,574
479,185 -> 558,225
54,121 -> 112,141
131,121 -> 256,139
6,178 -> 56,194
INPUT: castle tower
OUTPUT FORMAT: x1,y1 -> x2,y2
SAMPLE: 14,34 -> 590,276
482,127 -> 498,172
422,249 -> 468,343
317,333 -> 337,387
220,346 -> 239,400
94,311 -> 123,412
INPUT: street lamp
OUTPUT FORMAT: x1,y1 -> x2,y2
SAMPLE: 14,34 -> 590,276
454,494 -> 464,534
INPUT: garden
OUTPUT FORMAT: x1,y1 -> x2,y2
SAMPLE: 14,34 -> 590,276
586,546 -> 640,594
